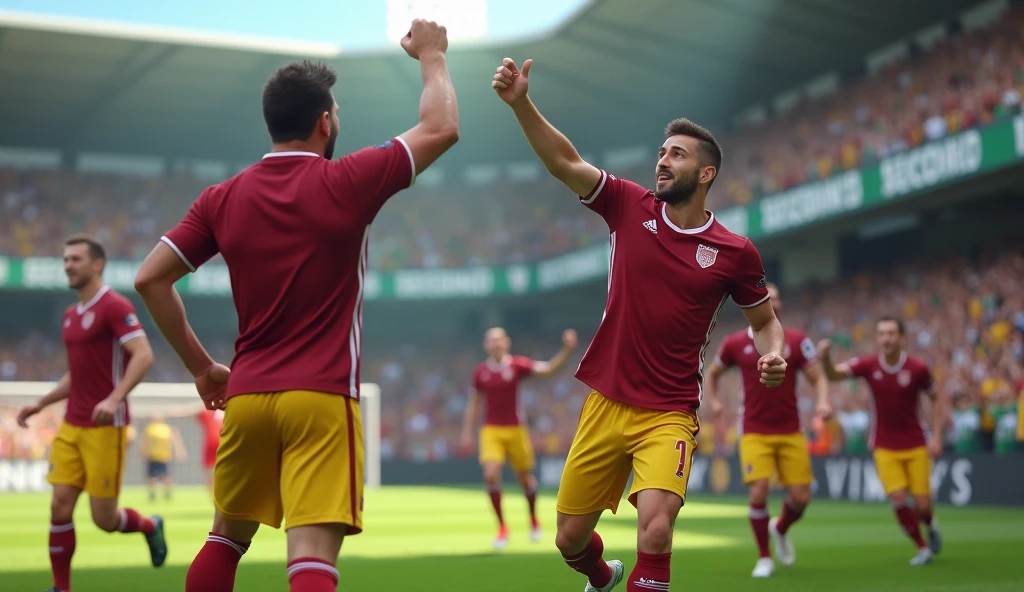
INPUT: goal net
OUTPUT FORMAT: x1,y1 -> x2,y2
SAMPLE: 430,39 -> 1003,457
0,382 -> 381,493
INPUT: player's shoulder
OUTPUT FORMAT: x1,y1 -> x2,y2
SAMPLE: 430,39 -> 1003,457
707,215 -> 752,247
100,288 -> 133,309
906,355 -> 932,372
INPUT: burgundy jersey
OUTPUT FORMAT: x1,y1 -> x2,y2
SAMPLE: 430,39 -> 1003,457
162,141 -> 415,400
715,326 -> 817,435
61,286 -> 146,427
847,352 -> 935,450
575,170 -> 770,415
473,356 -> 537,426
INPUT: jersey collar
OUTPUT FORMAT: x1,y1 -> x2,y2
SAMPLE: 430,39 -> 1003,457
746,326 -> 754,340
661,204 -> 715,235
262,151 -> 320,159
76,285 -> 110,315
485,355 -> 512,370
878,351 -> 907,374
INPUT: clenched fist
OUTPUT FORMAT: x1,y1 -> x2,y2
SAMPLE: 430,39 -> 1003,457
401,19 -> 449,60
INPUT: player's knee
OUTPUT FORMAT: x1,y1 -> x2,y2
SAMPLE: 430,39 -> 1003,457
50,496 -> 75,523
518,471 -> 535,490
638,514 -> 673,553
92,512 -> 119,533
889,489 -> 908,505
748,480 -> 770,504
554,525 -> 590,555
788,487 -> 811,508
913,496 -> 932,513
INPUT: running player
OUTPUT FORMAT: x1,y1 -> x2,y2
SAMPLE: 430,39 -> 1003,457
16,235 -> 166,592
818,317 -> 944,566
493,58 -> 788,592
140,413 -> 187,501
134,21 -> 459,592
460,327 -> 578,549
704,283 -> 831,578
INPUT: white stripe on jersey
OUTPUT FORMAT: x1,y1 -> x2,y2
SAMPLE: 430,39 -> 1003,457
349,226 -> 370,397
697,294 -> 729,403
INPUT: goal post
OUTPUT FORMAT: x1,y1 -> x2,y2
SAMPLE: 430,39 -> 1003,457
0,381 -> 381,492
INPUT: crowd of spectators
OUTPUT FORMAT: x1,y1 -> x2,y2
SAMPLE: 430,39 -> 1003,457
4,7 -> 1024,267
3,243 -> 1022,462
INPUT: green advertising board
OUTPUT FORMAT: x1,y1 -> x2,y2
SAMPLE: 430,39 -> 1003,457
2,116 -> 1022,299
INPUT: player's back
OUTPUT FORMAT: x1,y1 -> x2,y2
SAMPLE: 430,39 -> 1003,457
719,327 -> 814,435
163,142 -> 414,399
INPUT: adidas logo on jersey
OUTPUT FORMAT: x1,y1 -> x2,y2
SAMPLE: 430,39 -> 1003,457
643,219 -> 658,233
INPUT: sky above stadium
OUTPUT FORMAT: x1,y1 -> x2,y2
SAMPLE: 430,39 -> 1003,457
0,0 -> 589,50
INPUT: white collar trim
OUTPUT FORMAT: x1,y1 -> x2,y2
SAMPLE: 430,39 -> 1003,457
77,285 -> 110,314
879,351 -> 907,374
263,151 -> 320,159
485,356 -> 511,370
661,204 -> 715,235
747,326 -> 754,340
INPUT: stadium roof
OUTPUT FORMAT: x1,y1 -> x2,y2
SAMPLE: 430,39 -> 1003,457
0,0 -> 990,169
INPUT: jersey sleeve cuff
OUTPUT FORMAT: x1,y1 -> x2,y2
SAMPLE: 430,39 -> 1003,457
394,136 -> 417,188
160,236 -> 196,272
735,292 -> 771,308
579,170 -> 608,204
119,329 -> 146,345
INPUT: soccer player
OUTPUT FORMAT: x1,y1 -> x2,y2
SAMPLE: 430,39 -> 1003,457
134,20 -> 459,592
493,58 -> 788,592
196,408 -> 224,494
140,413 -> 187,501
15,235 -> 166,592
460,327 -> 578,549
704,283 -> 831,578
818,317 -> 944,566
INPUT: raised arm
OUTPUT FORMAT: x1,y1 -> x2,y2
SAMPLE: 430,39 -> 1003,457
816,339 -> 855,381
532,329 -> 578,377
493,58 -> 601,196
397,20 -> 459,175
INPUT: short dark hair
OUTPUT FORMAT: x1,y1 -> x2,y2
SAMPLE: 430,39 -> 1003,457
664,118 -> 723,186
877,316 -> 905,335
64,234 -> 106,262
262,60 -> 338,143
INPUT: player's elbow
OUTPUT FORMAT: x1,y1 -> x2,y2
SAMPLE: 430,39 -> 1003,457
133,265 -> 160,295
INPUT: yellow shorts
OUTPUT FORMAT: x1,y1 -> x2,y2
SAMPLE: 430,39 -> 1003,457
47,422 -> 127,498
873,446 -> 931,497
214,390 -> 364,533
739,432 -> 813,486
556,392 -> 699,515
479,425 -> 535,472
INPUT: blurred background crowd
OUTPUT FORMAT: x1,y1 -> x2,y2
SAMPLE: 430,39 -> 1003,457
4,5 -> 1024,268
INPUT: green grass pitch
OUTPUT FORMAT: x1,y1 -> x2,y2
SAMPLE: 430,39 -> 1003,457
1,486 -> 1022,591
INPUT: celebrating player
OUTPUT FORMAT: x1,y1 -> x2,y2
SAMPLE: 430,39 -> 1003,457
460,327 -> 578,549
704,283 -> 831,578
818,317 -> 944,566
493,58 -> 788,592
16,235 -> 166,592
134,20 -> 459,592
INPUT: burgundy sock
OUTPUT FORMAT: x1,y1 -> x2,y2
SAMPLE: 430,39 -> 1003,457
775,497 -> 805,535
49,521 -> 75,592
893,504 -> 927,549
525,487 -> 538,527
489,487 -> 505,527
117,508 -> 155,535
918,507 -> 934,527
562,531 -> 613,589
287,557 -> 338,592
185,532 -> 251,592
627,551 -> 671,592
749,503 -> 771,558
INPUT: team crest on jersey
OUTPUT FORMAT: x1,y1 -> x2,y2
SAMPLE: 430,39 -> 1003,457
374,140 -> 394,149
81,311 -> 95,330
696,245 -> 719,269
501,367 -> 514,381
743,345 -> 754,355
898,370 -> 911,387
125,313 -> 140,327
